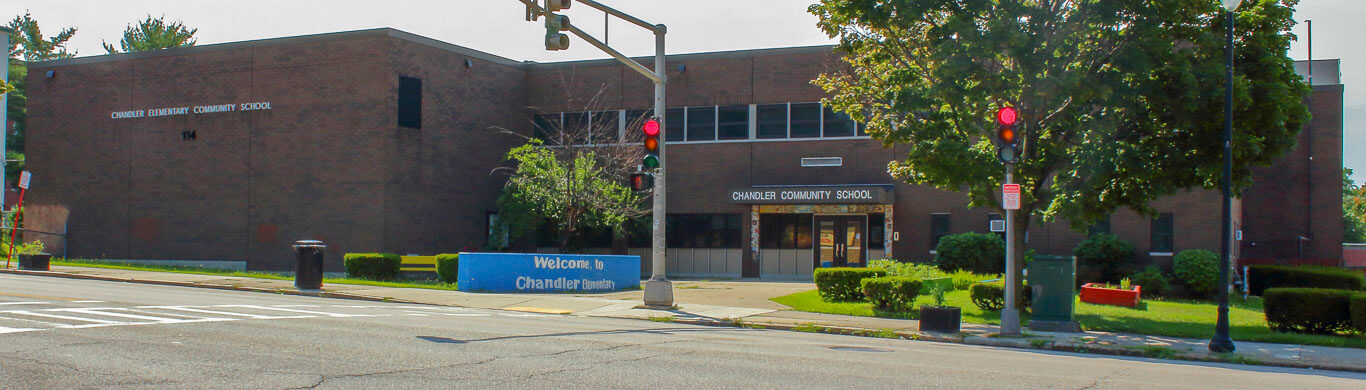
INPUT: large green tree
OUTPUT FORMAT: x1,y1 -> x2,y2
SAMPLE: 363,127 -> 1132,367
811,0 -> 1309,297
103,15 -> 197,54
1346,168 -> 1366,243
6,11 -> 78,154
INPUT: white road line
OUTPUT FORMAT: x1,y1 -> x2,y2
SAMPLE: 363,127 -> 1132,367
138,306 -> 314,320
0,325 -> 41,334
47,308 -> 232,324
214,305 -> 385,318
1,310 -> 128,325
71,300 -> 107,303
0,314 -> 69,327
0,302 -> 48,306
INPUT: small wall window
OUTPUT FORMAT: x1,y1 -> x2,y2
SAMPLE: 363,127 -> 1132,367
563,112 -> 589,138
931,213 -> 951,250
592,110 -> 619,144
1089,215 -> 1111,237
868,214 -> 885,250
665,108 -> 686,142
789,103 -> 821,138
800,157 -> 843,167
398,76 -> 422,129
533,114 -> 560,142
760,214 -> 813,249
1151,213 -> 1174,253
686,106 -> 716,141
822,106 -> 855,137
757,104 -> 788,139
717,105 -> 749,140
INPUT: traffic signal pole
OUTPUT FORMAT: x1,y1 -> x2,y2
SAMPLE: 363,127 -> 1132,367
518,0 -> 673,307
1002,165 -> 1021,336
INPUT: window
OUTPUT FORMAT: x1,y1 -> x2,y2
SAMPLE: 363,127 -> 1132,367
717,105 -> 749,140
667,214 -> 742,248
625,109 -> 652,137
760,214 -> 813,249
533,114 -> 560,142
487,212 -> 508,249
1151,213 -> 1174,253
789,103 -> 821,138
665,108 -> 685,142
1089,215 -> 1111,237
563,112 -> 589,140
757,104 -> 788,139
822,106 -> 855,137
930,213 -> 951,251
398,76 -> 422,129
686,106 -> 716,141
868,214 -> 885,249
592,110 -> 619,144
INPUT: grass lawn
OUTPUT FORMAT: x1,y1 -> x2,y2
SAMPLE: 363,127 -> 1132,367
771,289 -> 1366,349
48,259 -> 460,291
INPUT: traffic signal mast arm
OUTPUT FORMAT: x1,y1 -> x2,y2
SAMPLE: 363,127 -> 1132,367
518,0 -> 664,83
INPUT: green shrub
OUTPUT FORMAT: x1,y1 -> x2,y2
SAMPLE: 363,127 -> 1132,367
861,276 -> 923,312
868,259 -> 946,280
1263,288 -> 1354,334
814,267 -> 887,302
950,269 -> 995,290
343,253 -> 401,280
920,277 -> 953,295
968,282 -> 1032,311
934,232 -> 1005,275
1353,293 -> 1366,333
1172,249 -> 1219,298
1073,233 -> 1134,282
435,253 -> 459,284
1247,265 -> 1365,296
1127,266 -> 1170,298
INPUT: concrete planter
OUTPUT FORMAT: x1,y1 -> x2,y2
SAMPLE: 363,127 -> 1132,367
18,254 -> 51,271
919,305 -> 961,333
1079,283 -> 1141,307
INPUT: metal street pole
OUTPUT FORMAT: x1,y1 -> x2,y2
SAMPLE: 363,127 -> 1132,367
1209,7 -> 1237,354
0,27 -> 10,209
642,24 -> 673,307
1001,164 -> 1020,336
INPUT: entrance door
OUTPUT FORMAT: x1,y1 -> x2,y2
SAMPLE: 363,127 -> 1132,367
816,215 -> 866,268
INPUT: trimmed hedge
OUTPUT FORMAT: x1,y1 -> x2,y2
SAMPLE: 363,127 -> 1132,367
861,276 -> 923,312
343,253 -> 401,280
968,282 -> 1032,311
1173,249 -> 1219,298
934,232 -> 1005,275
436,253 -> 459,284
1353,293 -> 1366,334
1073,233 -> 1134,282
1264,288 -> 1355,334
1247,265 -> 1365,296
1127,266 -> 1170,299
814,267 -> 887,302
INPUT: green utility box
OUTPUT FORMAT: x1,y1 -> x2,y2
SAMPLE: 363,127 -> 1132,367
1027,255 -> 1082,332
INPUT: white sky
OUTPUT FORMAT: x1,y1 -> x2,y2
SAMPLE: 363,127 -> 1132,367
3,0 -> 1360,180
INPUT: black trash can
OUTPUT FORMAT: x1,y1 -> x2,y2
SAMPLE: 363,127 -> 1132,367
292,240 -> 326,290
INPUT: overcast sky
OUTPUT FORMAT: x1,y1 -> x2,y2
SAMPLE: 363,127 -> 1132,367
4,0 -> 1360,179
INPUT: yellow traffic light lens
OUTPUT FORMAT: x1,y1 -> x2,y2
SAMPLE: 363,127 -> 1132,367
644,138 -> 658,152
998,127 -> 1016,144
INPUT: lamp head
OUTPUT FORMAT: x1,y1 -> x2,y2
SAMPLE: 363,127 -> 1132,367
1220,0 -> 1243,12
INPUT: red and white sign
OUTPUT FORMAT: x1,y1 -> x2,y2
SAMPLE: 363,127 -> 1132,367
1002,184 -> 1021,210
18,171 -> 30,189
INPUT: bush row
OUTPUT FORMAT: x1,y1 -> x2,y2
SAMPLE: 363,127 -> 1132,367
968,282 -> 1032,311
436,253 -> 459,283
814,268 -> 887,302
343,253 -> 401,280
1248,265 -> 1364,296
861,276 -> 923,312
1263,288 -> 1366,335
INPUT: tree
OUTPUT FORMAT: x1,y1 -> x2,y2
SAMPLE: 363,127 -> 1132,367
495,102 -> 651,253
810,0 -> 1310,303
103,15 -> 197,54
6,11 -> 78,154
1345,168 -> 1366,243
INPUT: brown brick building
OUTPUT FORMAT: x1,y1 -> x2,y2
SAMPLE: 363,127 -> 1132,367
23,28 -> 1343,277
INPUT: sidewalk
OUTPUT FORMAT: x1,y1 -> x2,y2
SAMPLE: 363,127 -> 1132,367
3,264 -> 1364,373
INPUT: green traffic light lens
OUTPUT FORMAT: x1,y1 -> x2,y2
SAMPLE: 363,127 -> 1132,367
643,155 -> 659,168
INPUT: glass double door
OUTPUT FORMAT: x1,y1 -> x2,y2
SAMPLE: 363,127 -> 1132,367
817,215 -> 866,268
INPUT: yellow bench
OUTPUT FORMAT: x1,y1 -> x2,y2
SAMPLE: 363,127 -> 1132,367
399,255 -> 437,273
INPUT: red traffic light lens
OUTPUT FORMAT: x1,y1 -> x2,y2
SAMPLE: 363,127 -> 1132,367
642,118 -> 660,137
997,106 -> 1018,126
644,138 -> 658,152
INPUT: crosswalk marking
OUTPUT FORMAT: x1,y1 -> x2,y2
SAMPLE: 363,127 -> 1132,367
138,306 -> 314,320
215,305 -> 385,318
0,302 -> 47,306
47,308 -> 232,324
1,310 -> 128,325
0,325 -> 41,334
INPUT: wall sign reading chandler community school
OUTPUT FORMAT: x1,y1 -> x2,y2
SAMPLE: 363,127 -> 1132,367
729,185 -> 894,204
456,252 -> 640,293
109,101 -> 273,119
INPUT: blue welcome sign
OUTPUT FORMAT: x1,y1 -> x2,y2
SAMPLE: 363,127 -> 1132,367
456,252 -> 641,293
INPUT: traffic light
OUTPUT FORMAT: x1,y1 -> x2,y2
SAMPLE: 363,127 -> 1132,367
546,0 -> 572,12
629,172 -> 653,192
642,116 -> 660,169
995,106 -> 1020,163
544,13 -> 570,51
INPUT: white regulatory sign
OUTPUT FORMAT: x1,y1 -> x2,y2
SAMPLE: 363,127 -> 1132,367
18,171 -> 31,189
1002,184 -> 1021,210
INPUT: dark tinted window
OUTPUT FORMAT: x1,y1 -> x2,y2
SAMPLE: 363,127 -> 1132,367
868,214 -> 885,249
686,106 -> 716,141
533,114 -> 560,142
761,214 -> 813,249
398,76 -> 422,129
592,111 -> 619,144
665,108 -> 685,142
1088,215 -> 1111,237
822,106 -> 855,137
1151,213 -> 1174,252
718,105 -> 749,140
757,104 -> 787,139
563,112 -> 589,142
789,103 -> 821,138
931,214 -> 951,250
667,214 -> 741,248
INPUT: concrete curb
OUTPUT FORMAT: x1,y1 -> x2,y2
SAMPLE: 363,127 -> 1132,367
3,267 -> 1362,373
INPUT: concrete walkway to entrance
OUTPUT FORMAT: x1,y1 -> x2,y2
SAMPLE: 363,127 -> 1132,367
3,264 -> 1364,373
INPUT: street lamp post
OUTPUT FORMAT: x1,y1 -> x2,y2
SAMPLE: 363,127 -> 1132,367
1209,0 -> 1242,354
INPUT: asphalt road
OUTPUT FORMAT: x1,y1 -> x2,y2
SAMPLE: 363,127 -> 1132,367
0,274 -> 1361,389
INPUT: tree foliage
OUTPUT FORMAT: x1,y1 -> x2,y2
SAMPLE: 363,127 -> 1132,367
1345,168 -> 1366,243
6,11 -> 78,153
103,15 -> 197,54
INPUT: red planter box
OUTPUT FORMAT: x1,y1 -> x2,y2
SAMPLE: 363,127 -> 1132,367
1079,283 -> 1141,307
